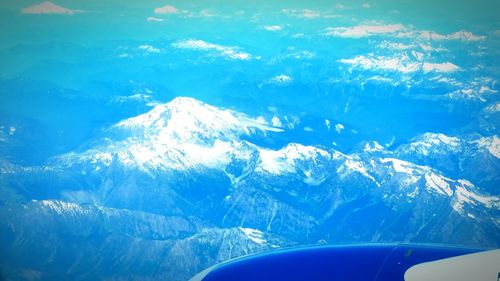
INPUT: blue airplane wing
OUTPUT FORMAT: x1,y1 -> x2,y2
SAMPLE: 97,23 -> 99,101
190,244 -> 495,281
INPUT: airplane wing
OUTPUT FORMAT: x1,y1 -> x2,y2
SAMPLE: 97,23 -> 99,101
190,244 -> 498,281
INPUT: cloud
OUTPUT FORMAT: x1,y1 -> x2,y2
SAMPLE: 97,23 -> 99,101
282,8 -> 339,19
417,30 -> 486,41
199,9 -> 217,17
326,23 -> 486,42
172,39 -> 252,60
362,3 -> 371,8
264,25 -> 282,31
21,1 -> 81,15
326,24 -> 404,38
147,17 -> 164,22
154,4 -> 179,14
139,45 -> 161,54
339,55 -> 460,74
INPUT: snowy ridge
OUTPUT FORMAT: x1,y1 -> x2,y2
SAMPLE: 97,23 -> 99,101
339,54 -> 460,74
51,99 -> 498,220
473,136 -> 500,159
397,133 -> 500,161
336,155 -> 378,186
171,39 -> 252,60
238,227 -> 267,245
257,143 -> 330,175
35,199 -> 91,216
451,180 -> 500,215
398,133 -> 462,156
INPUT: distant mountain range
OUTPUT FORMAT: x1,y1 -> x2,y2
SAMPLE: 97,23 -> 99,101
0,97 -> 498,281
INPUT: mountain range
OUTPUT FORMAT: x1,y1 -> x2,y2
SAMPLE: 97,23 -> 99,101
0,97 -> 498,281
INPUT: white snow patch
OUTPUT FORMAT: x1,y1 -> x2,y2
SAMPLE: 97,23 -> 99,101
452,180 -> 499,214
424,173 -> 453,196
172,39 -> 252,60
340,54 -> 460,74
422,62 -> 460,73
37,200 -> 88,215
334,123 -> 344,133
324,119 -> 331,130
271,116 -> 282,128
139,44 -> 161,53
270,74 -> 292,84
380,158 -> 419,174
238,227 -> 266,245
264,25 -> 282,31
363,141 -> 384,152
326,24 -> 404,38
257,143 -> 330,177
474,136 -> 500,158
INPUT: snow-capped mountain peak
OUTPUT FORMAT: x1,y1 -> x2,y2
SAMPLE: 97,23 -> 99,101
115,97 -> 283,144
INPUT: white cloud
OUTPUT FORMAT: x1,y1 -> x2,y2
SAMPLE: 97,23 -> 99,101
147,17 -> 164,22
326,24 -> 404,38
199,9 -> 217,17
282,8 -> 339,19
292,33 -> 306,38
154,4 -> 178,14
21,1 -> 81,15
264,25 -> 282,32
139,45 -> 161,54
283,8 -> 320,19
300,9 -> 321,18
417,30 -> 486,41
339,55 -> 460,74
172,39 -> 252,60
362,3 -> 371,8
326,23 -> 486,42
